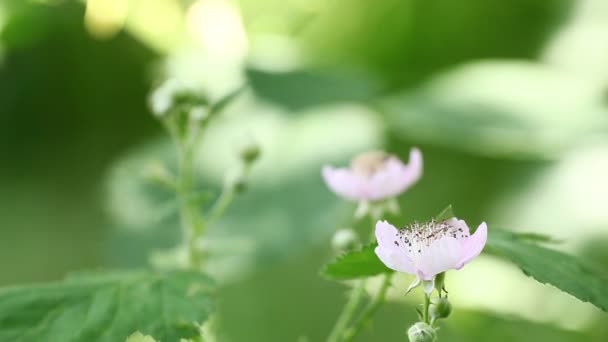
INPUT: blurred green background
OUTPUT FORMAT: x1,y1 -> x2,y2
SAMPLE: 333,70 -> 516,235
1,0 -> 608,341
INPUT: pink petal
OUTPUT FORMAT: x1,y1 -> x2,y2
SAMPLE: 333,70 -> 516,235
374,221 -> 416,274
368,148 -> 423,200
321,166 -> 366,201
414,236 -> 462,280
455,222 -> 488,269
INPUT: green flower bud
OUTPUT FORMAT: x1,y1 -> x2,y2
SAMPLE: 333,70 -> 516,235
430,296 -> 452,320
233,179 -> 247,194
331,228 -> 359,251
239,140 -> 261,165
407,322 -> 437,342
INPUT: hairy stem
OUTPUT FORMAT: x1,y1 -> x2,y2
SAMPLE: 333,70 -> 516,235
342,273 -> 392,341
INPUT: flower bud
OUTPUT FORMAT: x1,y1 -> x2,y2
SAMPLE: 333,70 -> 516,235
148,79 -> 183,117
331,228 -> 359,251
233,179 -> 247,194
430,296 -> 452,320
239,139 -> 261,165
148,78 -> 208,118
407,322 -> 437,342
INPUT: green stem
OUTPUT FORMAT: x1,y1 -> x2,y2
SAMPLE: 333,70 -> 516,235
327,209 -> 387,342
342,273 -> 392,341
423,293 -> 431,324
207,186 -> 235,225
172,118 -> 205,269
327,280 -> 367,342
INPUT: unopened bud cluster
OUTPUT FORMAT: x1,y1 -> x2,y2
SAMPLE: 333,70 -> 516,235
407,322 -> 437,342
148,78 -> 208,120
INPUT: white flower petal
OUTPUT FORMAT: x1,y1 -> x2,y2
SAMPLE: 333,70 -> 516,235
374,221 -> 416,274
415,236 -> 463,280
321,166 -> 366,201
455,222 -> 488,269
367,148 -> 423,200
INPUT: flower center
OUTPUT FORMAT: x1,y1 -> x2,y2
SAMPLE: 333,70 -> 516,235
394,220 -> 468,255
350,150 -> 389,177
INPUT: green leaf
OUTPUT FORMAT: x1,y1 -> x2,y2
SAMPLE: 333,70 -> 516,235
486,230 -> 608,312
0,270 -> 215,341
246,68 -> 383,111
322,244 -> 391,280
125,332 -> 157,342
383,61 -> 608,160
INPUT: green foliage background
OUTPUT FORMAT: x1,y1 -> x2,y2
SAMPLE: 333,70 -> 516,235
1,0 -> 607,341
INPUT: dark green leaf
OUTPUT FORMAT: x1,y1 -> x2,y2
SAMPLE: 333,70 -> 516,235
246,68 -> 383,111
487,230 -> 608,312
0,270 -> 215,341
322,244 -> 392,280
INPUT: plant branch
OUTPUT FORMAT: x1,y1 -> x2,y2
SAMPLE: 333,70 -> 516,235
342,273 -> 392,341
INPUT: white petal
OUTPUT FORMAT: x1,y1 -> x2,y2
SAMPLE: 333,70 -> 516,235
446,217 -> 471,242
374,221 -> 416,274
367,148 -> 423,200
321,166 -> 367,201
455,222 -> 488,269
415,236 -> 463,280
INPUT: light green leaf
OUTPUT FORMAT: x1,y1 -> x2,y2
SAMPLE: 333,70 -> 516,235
0,270 -> 215,341
322,244 -> 391,280
126,332 -> 157,342
486,229 -> 608,312
383,61 -> 608,160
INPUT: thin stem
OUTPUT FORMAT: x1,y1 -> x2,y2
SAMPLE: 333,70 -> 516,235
342,273 -> 392,341
423,293 -> 431,324
171,118 -> 206,269
207,186 -> 235,225
327,280 -> 367,342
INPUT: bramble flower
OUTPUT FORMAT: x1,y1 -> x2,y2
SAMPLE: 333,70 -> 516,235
374,218 -> 487,291
322,148 -> 422,217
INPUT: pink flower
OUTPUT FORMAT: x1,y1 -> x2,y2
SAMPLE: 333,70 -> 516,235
374,218 -> 487,282
322,148 -> 423,202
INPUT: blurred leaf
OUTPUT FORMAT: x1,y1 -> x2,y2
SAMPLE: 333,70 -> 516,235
383,61 -> 608,159
246,68 -> 383,111
207,84 -> 247,119
497,231 -> 562,244
486,230 -> 608,312
322,244 -> 391,280
0,270 -> 215,341
125,332 -> 158,342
